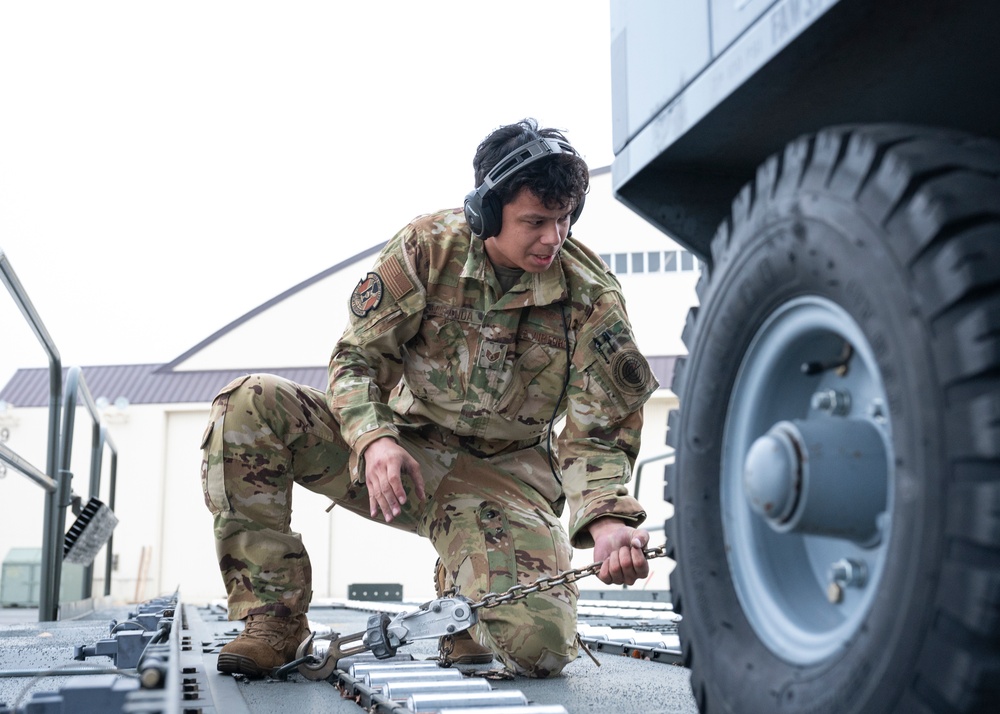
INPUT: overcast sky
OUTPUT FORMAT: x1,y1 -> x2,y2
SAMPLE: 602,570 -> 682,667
0,1 -> 616,386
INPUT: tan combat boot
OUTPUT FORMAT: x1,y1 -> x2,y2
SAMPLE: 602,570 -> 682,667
217,613 -> 311,677
434,559 -> 494,665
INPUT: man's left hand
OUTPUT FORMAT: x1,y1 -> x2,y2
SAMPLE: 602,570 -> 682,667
588,517 -> 650,586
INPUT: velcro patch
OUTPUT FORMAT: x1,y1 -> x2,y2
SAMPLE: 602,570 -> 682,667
610,349 -> 651,396
380,255 -> 415,300
478,341 -> 508,370
350,272 -> 384,317
519,327 -> 567,351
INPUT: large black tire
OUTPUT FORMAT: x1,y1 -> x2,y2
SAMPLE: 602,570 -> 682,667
667,125 -> 1000,713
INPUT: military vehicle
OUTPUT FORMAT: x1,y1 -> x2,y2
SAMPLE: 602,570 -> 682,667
609,1 -> 1000,712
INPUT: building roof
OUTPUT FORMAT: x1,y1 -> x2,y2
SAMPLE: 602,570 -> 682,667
0,363 -> 329,408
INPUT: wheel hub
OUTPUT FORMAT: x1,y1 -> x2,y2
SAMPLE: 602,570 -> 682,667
744,419 -> 888,544
722,296 -> 895,664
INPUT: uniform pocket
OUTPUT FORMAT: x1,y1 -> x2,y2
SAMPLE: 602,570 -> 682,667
496,343 -> 552,418
585,349 -> 656,421
478,501 -> 517,595
202,418 -> 230,514
200,377 -> 251,514
533,507 -> 575,582
405,319 -> 469,401
583,312 -> 658,420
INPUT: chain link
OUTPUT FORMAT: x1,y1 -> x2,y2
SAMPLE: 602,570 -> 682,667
471,544 -> 668,611
437,633 -> 455,665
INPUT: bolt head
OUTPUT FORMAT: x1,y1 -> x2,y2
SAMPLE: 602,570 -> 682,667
867,398 -> 887,423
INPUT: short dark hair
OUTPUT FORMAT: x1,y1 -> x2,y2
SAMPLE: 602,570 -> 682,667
472,118 -> 589,213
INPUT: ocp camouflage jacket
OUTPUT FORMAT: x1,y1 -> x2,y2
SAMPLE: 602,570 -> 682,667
328,208 -> 658,547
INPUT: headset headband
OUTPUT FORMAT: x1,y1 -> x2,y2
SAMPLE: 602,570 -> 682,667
479,138 -> 576,193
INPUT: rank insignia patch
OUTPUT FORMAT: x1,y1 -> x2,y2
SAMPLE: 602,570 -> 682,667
477,340 -> 508,370
350,272 -> 384,317
610,349 -> 651,396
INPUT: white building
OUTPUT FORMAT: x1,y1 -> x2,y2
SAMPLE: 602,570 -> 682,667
0,169 -> 700,609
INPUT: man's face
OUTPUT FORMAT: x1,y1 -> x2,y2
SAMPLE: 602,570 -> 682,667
483,187 -> 573,273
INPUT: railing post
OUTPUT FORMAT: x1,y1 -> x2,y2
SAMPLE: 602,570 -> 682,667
35,333 -> 64,623
83,420 -> 103,599
104,442 -> 118,597
46,367 -> 83,619
83,422 -> 116,599
39,484 -> 61,621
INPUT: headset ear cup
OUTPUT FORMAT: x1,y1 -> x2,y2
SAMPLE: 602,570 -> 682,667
570,193 -> 585,225
464,189 -> 485,237
479,192 -> 501,238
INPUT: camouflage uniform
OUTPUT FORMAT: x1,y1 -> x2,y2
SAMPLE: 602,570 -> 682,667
202,208 -> 658,677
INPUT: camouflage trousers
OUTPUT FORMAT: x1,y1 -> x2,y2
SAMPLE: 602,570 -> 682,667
201,373 -> 579,677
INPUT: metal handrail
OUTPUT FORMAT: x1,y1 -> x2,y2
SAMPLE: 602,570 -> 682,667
1,247 -> 118,621
0,441 -> 56,492
42,359 -> 120,618
59,367 -> 118,600
0,247 -> 62,483
98,425 -> 118,598
2,247 -> 65,621
633,449 -> 675,500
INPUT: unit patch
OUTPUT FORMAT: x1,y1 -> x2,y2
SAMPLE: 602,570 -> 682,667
350,272 -> 384,317
610,349 -> 651,396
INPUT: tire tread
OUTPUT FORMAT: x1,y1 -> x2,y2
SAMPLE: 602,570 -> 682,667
675,123 -> 1000,714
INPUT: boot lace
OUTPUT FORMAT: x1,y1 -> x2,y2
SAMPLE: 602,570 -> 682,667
241,616 -> 298,645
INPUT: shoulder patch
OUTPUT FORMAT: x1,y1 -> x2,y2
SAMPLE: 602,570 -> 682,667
350,272 -> 384,317
610,349 -> 652,396
380,255 -> 415,300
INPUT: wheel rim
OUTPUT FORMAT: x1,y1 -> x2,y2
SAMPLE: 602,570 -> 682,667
722,296 -> 894,664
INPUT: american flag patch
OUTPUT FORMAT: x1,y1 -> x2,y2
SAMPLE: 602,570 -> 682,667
381,255 -> 415,300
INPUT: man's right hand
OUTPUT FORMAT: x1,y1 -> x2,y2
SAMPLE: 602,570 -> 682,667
362,437 -> 425,523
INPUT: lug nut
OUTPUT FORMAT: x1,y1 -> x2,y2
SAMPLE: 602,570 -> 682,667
811,389 -> 851,415
830,558 -> 867,587
827,558 -> 868,604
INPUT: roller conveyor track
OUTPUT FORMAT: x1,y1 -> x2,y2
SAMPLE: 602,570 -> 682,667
0,594 -> 696,714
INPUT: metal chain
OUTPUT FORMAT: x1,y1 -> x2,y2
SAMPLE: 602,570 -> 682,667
470,544 -> 668,611
436,544 -> 668,666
